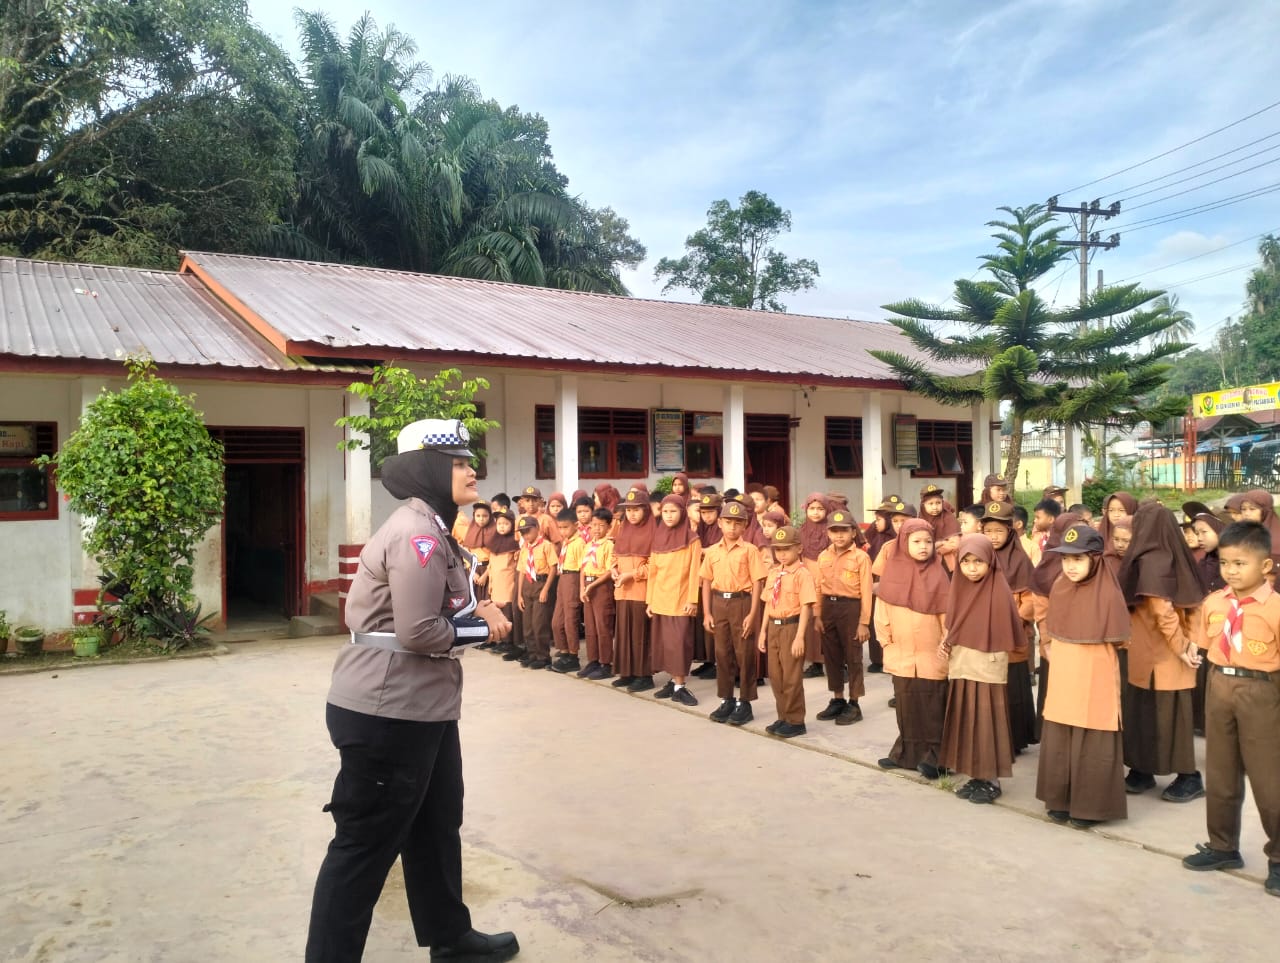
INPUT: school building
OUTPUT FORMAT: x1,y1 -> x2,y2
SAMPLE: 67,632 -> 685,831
1,252 -> 1083,634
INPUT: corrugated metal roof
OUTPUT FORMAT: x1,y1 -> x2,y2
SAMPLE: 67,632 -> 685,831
0,256 -> 346,373
182,251 -> 968,384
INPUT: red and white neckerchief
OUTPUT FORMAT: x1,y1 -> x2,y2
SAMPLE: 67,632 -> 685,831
578,523 -> 591,542
524,536 -> 544,582
1221,593 -> 1257,661
558,538 -> 570,573
770,568 -> 787,608
583,537 -> 599,572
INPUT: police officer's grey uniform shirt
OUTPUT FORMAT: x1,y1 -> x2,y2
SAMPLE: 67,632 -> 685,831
329,497 -> 472,722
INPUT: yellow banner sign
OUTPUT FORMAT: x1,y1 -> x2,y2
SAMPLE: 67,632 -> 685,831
1193,381 -> 1280,419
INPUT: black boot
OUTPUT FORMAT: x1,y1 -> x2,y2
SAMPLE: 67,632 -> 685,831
431,928 -> 520,961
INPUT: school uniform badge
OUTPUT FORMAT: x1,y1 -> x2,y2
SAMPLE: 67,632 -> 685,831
411,535 -> 439,567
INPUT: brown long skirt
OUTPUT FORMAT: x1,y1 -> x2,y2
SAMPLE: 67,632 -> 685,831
940,679 -> 1014,781
887,675 -> 947,769
652,614 -> 694,678
1036,720 -> 1127,822
1007,661 -> 1038,753
614,599 -> 651,677
1122,684 -> 1197,775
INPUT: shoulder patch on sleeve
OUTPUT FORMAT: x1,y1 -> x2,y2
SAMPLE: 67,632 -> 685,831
411,535 -> 439,567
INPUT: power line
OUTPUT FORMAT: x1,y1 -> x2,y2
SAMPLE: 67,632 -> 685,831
1118,143 -> 1280,202
1122,156 -> 1280,211
1056,99 -> 1280,195
1112,230 -> 1277,284
1109,129 -> 1280,197
1111,182 -> 1280,233
1163,260 -> 1257,290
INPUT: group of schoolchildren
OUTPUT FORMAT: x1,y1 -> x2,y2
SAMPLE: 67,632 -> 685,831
454,473 -> 1280,898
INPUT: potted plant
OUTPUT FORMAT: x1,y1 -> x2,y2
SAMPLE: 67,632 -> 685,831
70,624 -> 103,658
13,625 -> 44,657
0,609 -> 9,656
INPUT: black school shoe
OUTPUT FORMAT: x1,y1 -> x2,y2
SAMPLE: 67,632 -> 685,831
1182,846 -> 1245,872
501,648 -> 525,662
430,928 -> 519,961
728,702 -> 753,726
611,675 -> 635,688
550,655 -> 580,674
803,663 -> 825,678
585,663 -> 613,680
773,721 -> 807,738
867,663 -> 884,674
1161,772 -> 1206,802
710,698 -> 735,723
917,761 -> 942,780
878,757 -> 905,770
627,676 -> 655,693
955,779 -> 980,799
766,720 -> 783,734
816,697 -> 847,721
654,680 -> 676,699
575,660 -> 600,678
690,662 -> 716,678
1124,769 -> 1156,794
1266,863 -> 1280,897
672,687 -> 698,707
835,702 -> 862,726
969,781 -> 1002,805
526,659 -> 551,670
1047,810 -> 1069,823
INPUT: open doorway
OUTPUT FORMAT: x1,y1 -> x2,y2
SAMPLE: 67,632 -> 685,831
745,413 -> 793,511
212,428 -> 305,629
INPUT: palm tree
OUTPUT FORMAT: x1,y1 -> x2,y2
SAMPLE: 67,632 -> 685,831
1148,294 -> 1195,348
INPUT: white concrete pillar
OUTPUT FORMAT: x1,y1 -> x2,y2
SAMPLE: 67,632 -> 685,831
862,391 -> 883,512
723,383 -> 746,492
971,401 -> 991,485
1064,423 -> 1084,500
556,375 -> 579,495
344,392 -> 372,544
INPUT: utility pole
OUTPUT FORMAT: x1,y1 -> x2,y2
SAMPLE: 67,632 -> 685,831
1046,197 -> 1121,309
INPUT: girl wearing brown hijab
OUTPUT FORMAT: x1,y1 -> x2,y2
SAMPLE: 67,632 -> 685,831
1099,491 -> 1139,552
645,495 -> 703,705
610,489 -> 656,692
1223,492 -> 1247,522
485,508 -> 521,656
1185,507 -> 1227,734
1030,511 -> 1083,732
461,502 -> 495,603
875,518 -> 951,778
980,473 -> 1013,505
919,484 -> 962,571
1239,489 -> 1280,569
800,493 -> 832,677
981,501 -> 1038,753
938,535 -> 1026,803
1035,523 -> 1132,828
1116,501 -> 1208,802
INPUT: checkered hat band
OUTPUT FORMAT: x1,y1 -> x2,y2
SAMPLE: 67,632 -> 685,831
420,432 -> 464,448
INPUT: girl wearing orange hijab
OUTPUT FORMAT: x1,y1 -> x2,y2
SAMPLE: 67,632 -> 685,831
646,494 -> 703,705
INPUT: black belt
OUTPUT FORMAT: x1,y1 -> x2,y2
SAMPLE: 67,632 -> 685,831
526,574 -> 548,582
770,615 -> 800,625
560,569 -> 580,576
714,591 -> 749,599
825,595 -> 858,603
1212,663 -> 1277,682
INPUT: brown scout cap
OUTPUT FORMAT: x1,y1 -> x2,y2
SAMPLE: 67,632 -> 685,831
771,525 -> 801,547
984,473 -> 1008,487
872,494 -> 907,514
1043,484 -> 1067,497
516,515 -> 538,532
521,485 -> 543,499
1047,523 -> 1103,555
920,483 -> 945,499
720,500 -> 749,520
827,509 -> 855,529
698,492 -> 725,511
981,500 -> 1016,523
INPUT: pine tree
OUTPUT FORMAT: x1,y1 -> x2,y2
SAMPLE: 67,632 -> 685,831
869,204 -> 1190,489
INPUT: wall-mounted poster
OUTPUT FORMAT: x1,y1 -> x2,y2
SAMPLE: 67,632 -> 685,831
652,408 -> 685,472
691,413 -> 723,436
892,414 -> 919,469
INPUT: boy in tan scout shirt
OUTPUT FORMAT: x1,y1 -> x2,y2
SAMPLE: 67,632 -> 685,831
758,526 -> 817,738
1182,522 -> 1280,896
550,509 -> 586,674
700,499 -> 767,726
815,509 -> 873,725
516,514 -> 558,669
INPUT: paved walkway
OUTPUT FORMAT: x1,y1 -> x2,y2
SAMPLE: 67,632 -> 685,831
0,638 -> 1273,962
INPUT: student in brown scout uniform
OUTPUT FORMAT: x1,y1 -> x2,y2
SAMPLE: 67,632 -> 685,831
516,514 -> 557,669
799,493 -> 832,678
461,502 -> 494,603
864,496 -> 905,674
1099,491 -> 1139,552
485,508 -> 520,658
611,489 -> 656,692
919,484 -> 961,572
981,500 -> 1038,753
1182,522 -> 1280,896
1030,511 -> 1084,735
645,494 -> 703,705
1116,501 -> 1208,801
1185,502 -> 1228,733
1238,489 -> 1280,571
578,508 -> 617,681
700,499 -> 766,725
814,508 -> 872,725
980,473 -> 1012,505
690,491 -> 724,678
550,509 -> 586,674
875,518 -> 950,777
938,535 -> 1026,804
1042,484 -> 1068,507
1036,523 -> 1131,828
758,526 -> 816,738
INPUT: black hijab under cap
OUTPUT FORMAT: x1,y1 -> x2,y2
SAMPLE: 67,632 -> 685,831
381,449 -> 460,529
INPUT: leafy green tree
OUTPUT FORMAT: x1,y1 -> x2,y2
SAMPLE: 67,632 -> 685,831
869,203 -> 1189,489
336,365 -> 499,469
37,359 -> 225,646
1147,294 -> 1195,348
654,190 -> 819,311
1240,234 -> 1280,381
0,0 -> 298,267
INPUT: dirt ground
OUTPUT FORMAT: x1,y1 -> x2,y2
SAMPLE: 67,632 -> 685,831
0,637 -> 1274,962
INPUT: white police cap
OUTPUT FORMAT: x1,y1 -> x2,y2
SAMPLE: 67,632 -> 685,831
395,418 -> 473,457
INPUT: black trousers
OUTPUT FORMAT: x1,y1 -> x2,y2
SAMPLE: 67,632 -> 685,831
306,704 -> 470,962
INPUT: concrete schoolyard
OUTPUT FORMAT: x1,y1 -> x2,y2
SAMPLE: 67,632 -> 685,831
0,638 -> 1274,962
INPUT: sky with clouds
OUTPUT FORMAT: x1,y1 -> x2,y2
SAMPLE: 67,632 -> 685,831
248,0 -> 1280,348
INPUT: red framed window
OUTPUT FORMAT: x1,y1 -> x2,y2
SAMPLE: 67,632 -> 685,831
684,411 -> 724,477
0,422 -> 58,521
536,405 -> 649,479
910,420 -> 972,478
824,416 -> 863,478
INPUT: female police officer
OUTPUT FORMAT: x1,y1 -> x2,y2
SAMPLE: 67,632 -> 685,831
306,419 -> 518,963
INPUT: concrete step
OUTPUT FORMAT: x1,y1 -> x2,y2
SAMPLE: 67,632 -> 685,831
309,590 -> 341,618
288,614 -> 342,638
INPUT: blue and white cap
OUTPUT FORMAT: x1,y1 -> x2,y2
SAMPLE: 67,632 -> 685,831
395,418 -> 474,458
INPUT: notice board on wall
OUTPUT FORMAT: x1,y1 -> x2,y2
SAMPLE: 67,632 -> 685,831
892,414 -> 919,469
652,408 -> 685,472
